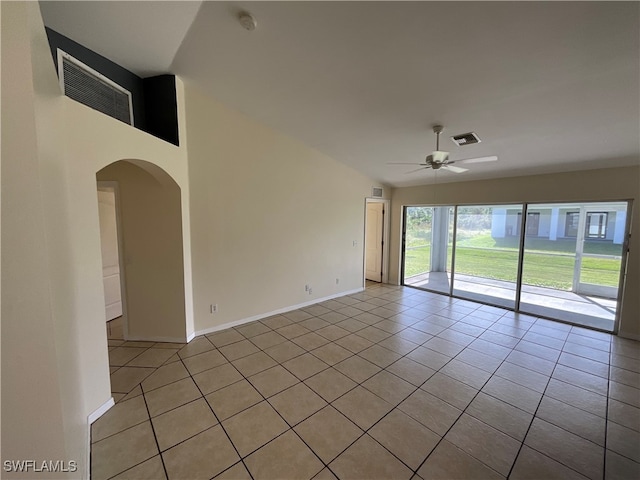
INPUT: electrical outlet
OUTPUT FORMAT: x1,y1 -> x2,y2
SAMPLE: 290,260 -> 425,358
305,284 -> 309,292
210,304 -> 218,314
308,287 -> 313,295
336,278 -> 340,285
352,240 -> 357,247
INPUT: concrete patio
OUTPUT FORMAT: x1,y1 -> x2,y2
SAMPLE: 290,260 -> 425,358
405,272 -> 616,331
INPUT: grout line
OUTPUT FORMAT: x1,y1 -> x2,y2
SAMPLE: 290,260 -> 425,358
215,288 -> 427,475
602,348 -> 612,480
140,387 -> 171,480
176,354 -> 257,480
314,294 -> 512,475
410,312 -> 516,478
206,337 -> 336,478
540,377 -> 609,419
212,328 -> 367,478
503,328 -> 600,480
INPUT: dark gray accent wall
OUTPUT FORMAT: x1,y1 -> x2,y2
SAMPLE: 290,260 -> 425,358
45,28 -> 179,146
143,75 -> 179,146
46,27 -> 146,129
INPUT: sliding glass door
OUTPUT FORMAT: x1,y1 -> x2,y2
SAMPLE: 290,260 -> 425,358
519,202 -> 628,331
452,205 -> 523,309
402,201 -> 630,332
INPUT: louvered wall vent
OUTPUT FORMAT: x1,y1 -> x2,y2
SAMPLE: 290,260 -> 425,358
451,132 -> 481,146
372,187 -> 384,198
58,49 -> 133,126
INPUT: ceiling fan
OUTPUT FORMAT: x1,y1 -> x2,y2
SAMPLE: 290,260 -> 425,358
389,125 -> 498,174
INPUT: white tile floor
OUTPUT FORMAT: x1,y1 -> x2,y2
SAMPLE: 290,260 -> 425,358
94,282 -> 640,480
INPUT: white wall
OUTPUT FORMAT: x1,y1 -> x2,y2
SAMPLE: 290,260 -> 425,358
491,208 -> 507,238
184,83 -> 377,334
1,3 -> 193,476
2,3 -> 381,475
390,166 -> 640,338
1,4 -> 69,476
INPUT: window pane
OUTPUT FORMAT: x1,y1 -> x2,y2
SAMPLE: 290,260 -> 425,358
586,212 -> 608,239
565,212 -> 579,237
519,202 -> 626,331
452,205 -> 522,308
403,206 -> 454,294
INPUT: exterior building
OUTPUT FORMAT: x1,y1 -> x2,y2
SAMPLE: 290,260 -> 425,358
492,203 -> 627,244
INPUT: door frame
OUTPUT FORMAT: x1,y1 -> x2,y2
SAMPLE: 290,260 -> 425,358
363,198 -> 390,285
97,181 -> 129,340
613,199 -> 633,335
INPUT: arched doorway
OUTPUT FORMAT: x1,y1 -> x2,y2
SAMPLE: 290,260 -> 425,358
96,160 -> 187,342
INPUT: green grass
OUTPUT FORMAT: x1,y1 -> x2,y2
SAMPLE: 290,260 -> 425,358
457,233 -> 622,256
580,257 -> 622,286
406,230 -> 431,248
404,235 -> 622,290
455,247 -> 520,283
404,246 -> 431,277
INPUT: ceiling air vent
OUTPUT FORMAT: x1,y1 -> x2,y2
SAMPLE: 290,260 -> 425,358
58,49 -> 133,126
451,132 -> 481,146
372,187 -> 384,198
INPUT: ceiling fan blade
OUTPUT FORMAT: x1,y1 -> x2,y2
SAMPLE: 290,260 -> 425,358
405,166 -> 429,174
442,165 -> 468,173
458,155 -> 498,164
387,162 -> 428,165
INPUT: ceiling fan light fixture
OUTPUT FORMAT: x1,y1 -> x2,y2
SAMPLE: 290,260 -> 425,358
430,150 -> 449,163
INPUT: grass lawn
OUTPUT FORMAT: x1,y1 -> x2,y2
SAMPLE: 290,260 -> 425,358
404,246 -> 431,278
458,234 -> 622,256
404,234 -> 622,290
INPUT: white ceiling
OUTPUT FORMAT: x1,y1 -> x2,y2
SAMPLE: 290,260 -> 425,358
39,1 -> 202,76
40,1 -> 639,188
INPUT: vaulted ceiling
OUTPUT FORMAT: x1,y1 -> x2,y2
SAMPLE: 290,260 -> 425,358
40,1 -> 639,187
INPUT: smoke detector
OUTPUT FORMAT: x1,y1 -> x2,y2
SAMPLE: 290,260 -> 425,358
238,11 -> 257,31
451,132 -> 481,146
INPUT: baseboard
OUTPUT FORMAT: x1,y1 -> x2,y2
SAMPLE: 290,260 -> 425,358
193,287 -> 365,338
186,331 -> 196,343
88,397 -> 115,424
124,335 -> 190,343
86,397 -> 115,479
617,331 -> 640,341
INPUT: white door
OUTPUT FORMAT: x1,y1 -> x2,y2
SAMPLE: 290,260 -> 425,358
97,187 -> 123,320
574,206 -> 623,298
365,202 -> 384,282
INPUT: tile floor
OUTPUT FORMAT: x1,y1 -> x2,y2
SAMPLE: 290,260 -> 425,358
93,283 -> 640,480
